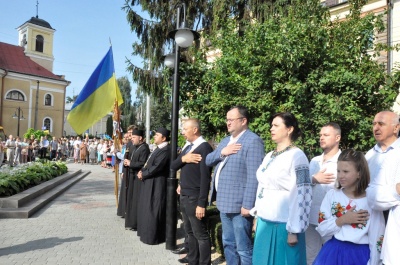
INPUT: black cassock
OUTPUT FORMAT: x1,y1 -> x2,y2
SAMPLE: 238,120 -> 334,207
117,141 -> 133,217
137,144 -> 171,245
125,142 -> 150,229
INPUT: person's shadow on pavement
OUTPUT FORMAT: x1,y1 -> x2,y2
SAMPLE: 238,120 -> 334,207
0,236 -> 83,256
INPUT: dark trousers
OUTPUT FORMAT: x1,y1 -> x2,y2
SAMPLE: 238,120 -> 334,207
50,150 -> 56,160
180,195 -> 211,265
40,147 -> 47,159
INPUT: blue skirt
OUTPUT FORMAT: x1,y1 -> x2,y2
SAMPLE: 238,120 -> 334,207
253,218 -> 306,265
313,236 -> 369,265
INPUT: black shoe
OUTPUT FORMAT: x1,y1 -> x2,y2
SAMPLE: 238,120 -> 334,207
178,257 -> 189,264
171,247 -> 188,255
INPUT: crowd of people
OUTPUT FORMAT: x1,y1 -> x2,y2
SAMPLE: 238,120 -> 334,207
2,106 -> 399,265
114,106 -> 400,265
0,134 -> 129,171
0,134 -> 69,167
158,108 -> 400,265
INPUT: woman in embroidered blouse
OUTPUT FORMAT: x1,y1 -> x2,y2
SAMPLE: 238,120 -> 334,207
251,112 -> 311,265
313,149 -> 385,265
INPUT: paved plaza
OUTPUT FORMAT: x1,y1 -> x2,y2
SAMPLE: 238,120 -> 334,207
0,162 -> 182,264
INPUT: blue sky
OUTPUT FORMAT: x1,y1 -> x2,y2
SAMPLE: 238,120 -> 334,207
0,0 -> 143,99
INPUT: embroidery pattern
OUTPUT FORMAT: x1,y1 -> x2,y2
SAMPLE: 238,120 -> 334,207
376,235 -> 384,252
258,187 -> 264,199
328,201 -> 367,229
261,144 -> 295,172
318,211 -> 326,223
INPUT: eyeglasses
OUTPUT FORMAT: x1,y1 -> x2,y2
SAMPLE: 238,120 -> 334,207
225,117 -> 245,123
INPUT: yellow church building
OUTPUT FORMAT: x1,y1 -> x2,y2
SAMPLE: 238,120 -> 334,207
0,15 -> 70,138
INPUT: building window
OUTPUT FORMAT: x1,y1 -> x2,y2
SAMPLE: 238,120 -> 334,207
45,94 -> 52,106
6,90 -> 25,101
44,118 -> 51,131
35,35 -> 44,52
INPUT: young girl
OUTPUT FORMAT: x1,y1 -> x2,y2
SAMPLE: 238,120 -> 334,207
313,149 -> 385,265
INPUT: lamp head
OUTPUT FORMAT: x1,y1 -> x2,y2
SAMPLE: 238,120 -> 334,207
168,28 -> 200,48
164,53 -> 175,68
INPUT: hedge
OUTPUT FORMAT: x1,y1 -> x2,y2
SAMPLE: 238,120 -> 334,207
0,160 -> 68,197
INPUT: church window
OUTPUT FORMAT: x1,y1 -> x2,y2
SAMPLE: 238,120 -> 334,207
44,118 -> 51,131
45,94 -> 52,106
35,35 -> 44,52
6,90 -> 25,101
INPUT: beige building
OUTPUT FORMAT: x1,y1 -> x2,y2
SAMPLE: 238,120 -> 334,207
323,0 -> 400,111
0,16 -> 70,138
64,102 -> 111,137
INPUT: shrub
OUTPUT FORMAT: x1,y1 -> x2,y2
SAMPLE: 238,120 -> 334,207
0,161 -> 68,197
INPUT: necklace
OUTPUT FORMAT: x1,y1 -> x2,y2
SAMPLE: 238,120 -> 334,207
261,144 -> 295,172
271,144 -> 295,158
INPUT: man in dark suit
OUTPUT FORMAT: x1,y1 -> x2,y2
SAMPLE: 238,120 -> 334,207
206,106 -> 264,265
171,119 -> 213,265
137,127 -> 171,245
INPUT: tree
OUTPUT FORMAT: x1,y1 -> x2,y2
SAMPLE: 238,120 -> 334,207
117,76 -> 136,130
66,95 -> 77,103
123,0 -> 292,96
149,98 -> 172,132
106,116 -> 113,137
177,0 -> 400,157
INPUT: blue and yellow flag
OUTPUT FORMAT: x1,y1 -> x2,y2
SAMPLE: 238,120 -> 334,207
67,47 -> 123,134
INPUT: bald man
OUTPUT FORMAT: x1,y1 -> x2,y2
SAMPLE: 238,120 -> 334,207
171,119 -> 213,265
366,111 -> 400,265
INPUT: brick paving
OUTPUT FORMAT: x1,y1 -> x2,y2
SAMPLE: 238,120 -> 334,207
0,162 -> 182,265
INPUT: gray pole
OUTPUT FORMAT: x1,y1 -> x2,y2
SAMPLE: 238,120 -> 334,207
34,81 -> 40,130
16,107 -> 21,137
146,94 -> 150,144
165,5 -> 181,251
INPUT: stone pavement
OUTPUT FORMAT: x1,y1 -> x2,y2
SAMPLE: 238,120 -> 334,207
0,162 -> 183,265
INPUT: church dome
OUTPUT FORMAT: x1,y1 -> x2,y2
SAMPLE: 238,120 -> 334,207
22,16 -> 54,30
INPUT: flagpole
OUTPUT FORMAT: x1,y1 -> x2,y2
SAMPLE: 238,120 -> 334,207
112,99 -> 122,207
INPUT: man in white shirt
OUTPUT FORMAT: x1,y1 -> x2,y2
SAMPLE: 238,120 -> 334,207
366,110 -> 400,265
306,122 -> 341,264
5,134 -> 16,167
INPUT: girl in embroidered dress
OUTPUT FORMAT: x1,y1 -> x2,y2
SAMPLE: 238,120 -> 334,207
313,149 -> 385,265
251,112 -> 311,265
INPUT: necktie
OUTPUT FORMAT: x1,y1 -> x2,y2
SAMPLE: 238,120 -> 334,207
184,144 -> 193,154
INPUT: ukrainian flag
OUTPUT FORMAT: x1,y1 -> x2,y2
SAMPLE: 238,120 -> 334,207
67,47 -> 123,134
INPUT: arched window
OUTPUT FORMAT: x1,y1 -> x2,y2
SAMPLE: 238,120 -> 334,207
6,90 -> 25,101
44,118 -> 51,131
35,35 -> 44,52
45,94 -> 52,106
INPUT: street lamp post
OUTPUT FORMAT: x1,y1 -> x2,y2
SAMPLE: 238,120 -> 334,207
165,3 -> 200,250
12,107 -> 25,137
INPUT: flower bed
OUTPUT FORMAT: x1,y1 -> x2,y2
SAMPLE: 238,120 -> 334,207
0,160 -> 68,197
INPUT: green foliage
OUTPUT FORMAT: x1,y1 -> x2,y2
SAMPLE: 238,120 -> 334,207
206,205 -> 224,256
106,116 -> 113,137
118,76 -> 136,131
0,161 -> 68,197
23,128 -> 52,141
177,0 -> 400,157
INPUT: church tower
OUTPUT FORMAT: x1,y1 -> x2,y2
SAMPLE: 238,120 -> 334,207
16,4 -> 55,72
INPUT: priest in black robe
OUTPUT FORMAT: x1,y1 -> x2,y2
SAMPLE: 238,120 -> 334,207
124,129 -> 150,230
116,134 -> 129,217
137,127 -> 171,245
117,126 -> 134,217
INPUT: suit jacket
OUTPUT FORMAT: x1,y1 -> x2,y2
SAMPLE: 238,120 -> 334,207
206,129 -> 264,213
